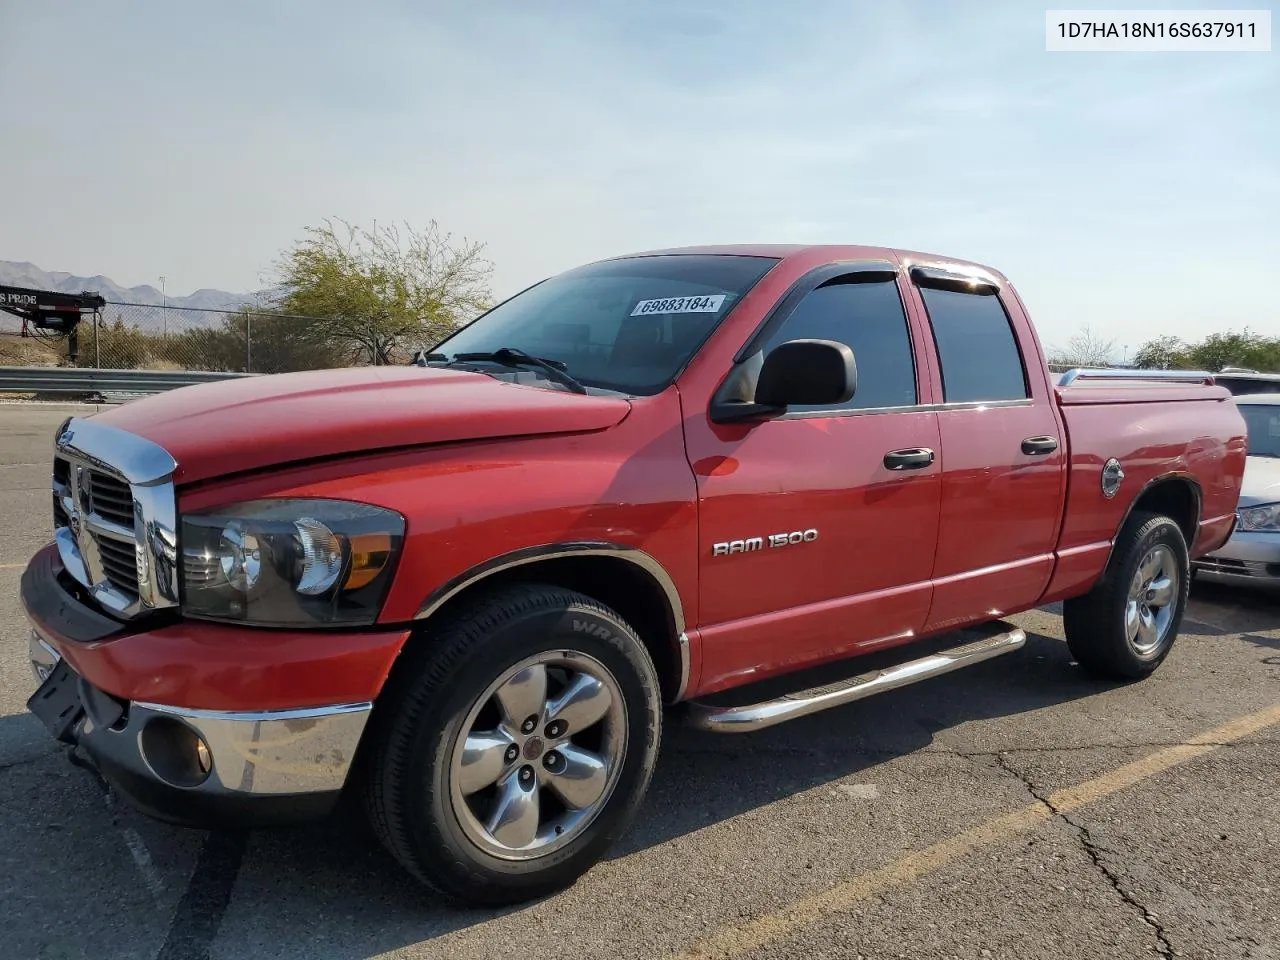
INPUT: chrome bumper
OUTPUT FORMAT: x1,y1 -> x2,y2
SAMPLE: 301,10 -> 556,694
29,632 -> 371,823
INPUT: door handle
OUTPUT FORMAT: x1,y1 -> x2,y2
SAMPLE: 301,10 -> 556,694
1021,436 -> 1059,456
884,447 -> 935,470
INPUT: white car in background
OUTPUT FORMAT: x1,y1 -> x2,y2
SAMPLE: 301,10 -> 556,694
1194,393 -> 1280,588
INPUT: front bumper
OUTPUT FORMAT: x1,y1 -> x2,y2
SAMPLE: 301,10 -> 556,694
20,543 -> 409,829
1192,528 -> 1280,585
27,629 -> 371,827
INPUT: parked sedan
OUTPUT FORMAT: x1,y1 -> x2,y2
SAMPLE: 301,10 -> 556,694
1194,393 -> 1280,587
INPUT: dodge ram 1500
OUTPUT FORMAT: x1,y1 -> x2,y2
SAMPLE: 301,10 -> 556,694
20,243 -> 1248,905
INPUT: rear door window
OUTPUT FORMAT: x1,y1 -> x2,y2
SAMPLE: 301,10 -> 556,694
917,287 -> 1029,403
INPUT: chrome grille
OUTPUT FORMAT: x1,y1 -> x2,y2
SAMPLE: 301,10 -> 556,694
97,534 -> 141,598
52,453 -> 141,599
88,472 -> 135,530
50,416 -> 180,619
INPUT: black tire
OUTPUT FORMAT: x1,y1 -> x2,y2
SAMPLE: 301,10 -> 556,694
361,582 -> 663,906
1063,509 -> 1190,681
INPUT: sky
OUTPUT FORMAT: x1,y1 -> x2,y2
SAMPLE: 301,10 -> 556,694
1,0 -> 1276,356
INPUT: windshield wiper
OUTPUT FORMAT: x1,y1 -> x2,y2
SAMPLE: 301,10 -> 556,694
447,347 -> 588,394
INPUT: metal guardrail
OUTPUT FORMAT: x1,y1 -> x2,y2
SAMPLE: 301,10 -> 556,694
0,366 -> 258,402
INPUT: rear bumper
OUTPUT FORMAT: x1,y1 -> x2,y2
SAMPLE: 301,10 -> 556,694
20,543 -> 407,829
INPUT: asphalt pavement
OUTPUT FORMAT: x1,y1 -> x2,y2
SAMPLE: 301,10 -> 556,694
1,402 -> 1277,960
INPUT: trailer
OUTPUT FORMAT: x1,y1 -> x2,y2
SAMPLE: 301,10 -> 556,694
0,284 -> 107,363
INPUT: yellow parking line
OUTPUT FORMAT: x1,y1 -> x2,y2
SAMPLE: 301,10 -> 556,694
0,562 -> 25,570
676,702 -> 1280,959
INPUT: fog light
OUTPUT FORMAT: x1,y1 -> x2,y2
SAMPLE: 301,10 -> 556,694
139,716 -> 213,787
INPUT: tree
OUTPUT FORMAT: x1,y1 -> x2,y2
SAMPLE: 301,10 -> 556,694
1047,324 -> 1119,367
1131,328 -> 1280,373
1186,329 -> 1280,373
264,218 -> 494,365
1132,335 -> 1188,370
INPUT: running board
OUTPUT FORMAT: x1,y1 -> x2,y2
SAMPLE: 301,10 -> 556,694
683,624 -> 1027,733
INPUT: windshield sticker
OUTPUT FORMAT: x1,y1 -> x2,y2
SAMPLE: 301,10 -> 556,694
630,294 -> 726,317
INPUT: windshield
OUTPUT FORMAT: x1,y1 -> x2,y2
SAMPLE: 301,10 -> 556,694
1240,403 -> 1280,458
427,254 -> 780,395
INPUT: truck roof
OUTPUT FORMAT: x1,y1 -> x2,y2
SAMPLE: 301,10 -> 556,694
602,243 -> 1012,283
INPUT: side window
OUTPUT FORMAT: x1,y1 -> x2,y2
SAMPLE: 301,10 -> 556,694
761,278 -> 918,411
918,287 -> 1029,403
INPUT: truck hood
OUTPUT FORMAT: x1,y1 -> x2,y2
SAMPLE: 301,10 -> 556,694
91,366 -> 632,485
1240,454 -> 1280,507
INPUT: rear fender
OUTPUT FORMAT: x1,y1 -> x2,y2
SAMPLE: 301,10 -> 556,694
1099,471 -> 1202,573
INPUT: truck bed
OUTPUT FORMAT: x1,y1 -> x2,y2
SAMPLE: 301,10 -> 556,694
1042,366 -> 1248,606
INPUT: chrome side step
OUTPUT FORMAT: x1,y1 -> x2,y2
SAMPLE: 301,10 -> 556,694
683,625 -> 1026,733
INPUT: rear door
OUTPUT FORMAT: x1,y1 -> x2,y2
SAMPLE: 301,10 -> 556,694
686,265 -> 943,693
902,265 -> 1068,632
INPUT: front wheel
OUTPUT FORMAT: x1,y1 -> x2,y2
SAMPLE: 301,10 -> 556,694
361,583 -> 663,905
1063,509 -> 1190,680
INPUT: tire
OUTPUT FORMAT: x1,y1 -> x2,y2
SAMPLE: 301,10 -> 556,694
361,582 -> 663,906
1063,509 -> 1190,681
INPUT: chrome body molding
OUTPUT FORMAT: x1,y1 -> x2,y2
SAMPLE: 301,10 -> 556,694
414,541 -> 691,702
674,631 -> 691,702
1057,367 -> 1216,387
51,416 -> 180,618
135,699 -> 374,723
683,625 -> 1026,733
121,699 -> 373,796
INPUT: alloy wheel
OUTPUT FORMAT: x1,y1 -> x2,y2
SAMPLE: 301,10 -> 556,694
447,650 -> 628,860
1125,543 -> 1179,658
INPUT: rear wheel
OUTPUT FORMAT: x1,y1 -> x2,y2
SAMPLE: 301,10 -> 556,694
362,582 -> 662,905
1063,510 -> 1189,680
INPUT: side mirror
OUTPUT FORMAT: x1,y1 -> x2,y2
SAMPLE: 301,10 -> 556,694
755,338 -> 857,408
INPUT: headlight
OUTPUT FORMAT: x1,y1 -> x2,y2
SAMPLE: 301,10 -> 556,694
180,499 -> 405,627
1238,502 -> 1280,533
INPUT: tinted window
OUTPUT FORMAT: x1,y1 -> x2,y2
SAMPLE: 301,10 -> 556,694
918,287 -> 1028,403
431,254 -> 779,395
1217,375 -> 1280,397
761,278 -> 917,412
1239,403 -> 1280,458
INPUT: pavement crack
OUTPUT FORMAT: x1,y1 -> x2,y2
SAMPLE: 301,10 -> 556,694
990,752 -> 1175,958
0,750 -> 56,774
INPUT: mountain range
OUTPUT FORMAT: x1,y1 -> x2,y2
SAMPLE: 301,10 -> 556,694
0,260 -> 255,313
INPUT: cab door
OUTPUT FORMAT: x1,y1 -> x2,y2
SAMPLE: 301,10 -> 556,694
900,265 -> 1069,633
683,265 -> 944,694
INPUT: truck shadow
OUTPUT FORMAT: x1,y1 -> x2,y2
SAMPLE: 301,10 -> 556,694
1185,577 -> 1280,663
210,624 -> 1111,955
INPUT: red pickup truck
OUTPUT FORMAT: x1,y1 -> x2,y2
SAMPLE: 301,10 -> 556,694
21,243 -> 1247,905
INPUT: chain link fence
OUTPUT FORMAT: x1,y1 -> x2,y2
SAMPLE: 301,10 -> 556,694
0,300 -> 425,373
